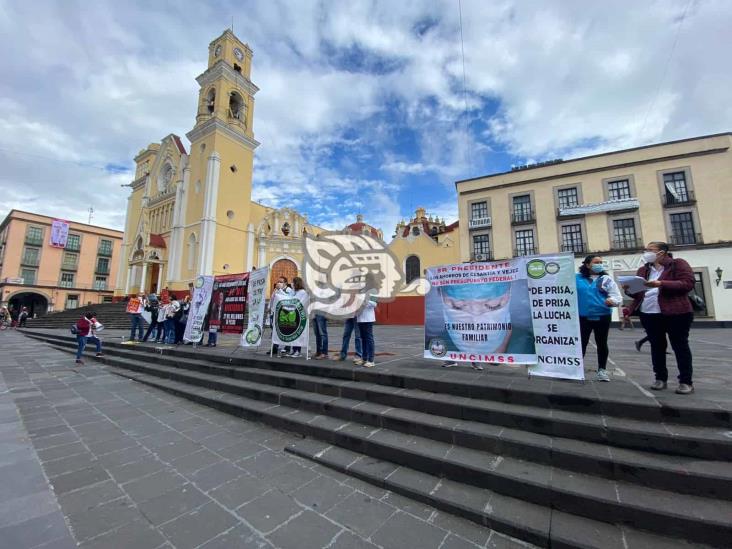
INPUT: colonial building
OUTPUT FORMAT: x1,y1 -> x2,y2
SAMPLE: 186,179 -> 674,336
0,210 -> 123,316
115,30 -> 323,298
456,132 -> 732,321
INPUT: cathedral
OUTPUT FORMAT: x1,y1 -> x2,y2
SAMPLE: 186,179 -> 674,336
114,30 -> 324,297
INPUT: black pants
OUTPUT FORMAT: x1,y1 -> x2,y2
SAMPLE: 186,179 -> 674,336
174,321 -> 185,344
640,312 -> 694,385
143,319 -> 161,342
579,315 -> 611,370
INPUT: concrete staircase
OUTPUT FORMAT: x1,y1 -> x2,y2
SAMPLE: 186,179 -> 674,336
24,330 -> 732,548
25,302 -> 132,329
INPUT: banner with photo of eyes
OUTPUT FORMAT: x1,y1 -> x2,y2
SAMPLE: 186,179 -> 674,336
424,254 -> 583,381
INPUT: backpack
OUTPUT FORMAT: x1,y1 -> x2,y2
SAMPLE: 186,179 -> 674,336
70,324 -> 78,335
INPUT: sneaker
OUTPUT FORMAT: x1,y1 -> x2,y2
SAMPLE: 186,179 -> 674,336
278,350 -> 287,357
675,383 -> 694,395
471,362 -> 484,371
362,361 -> 375,368
314,353 -> 326,360
352,357 -> 363,364
353,359 -> 365,366
290,351 -> 301,358
75,359 -> 84,365
650,380 -> 667,391
335,354 -> 347,361
95,353 -> 104,358
634,340 -> 642,352
596,369 -> 610,382
442,361 -> 458,368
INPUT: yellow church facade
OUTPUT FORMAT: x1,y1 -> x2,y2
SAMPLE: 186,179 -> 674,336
115,30 -> 324,298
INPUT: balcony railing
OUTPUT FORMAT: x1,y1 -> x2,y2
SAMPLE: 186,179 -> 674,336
468,216 -> 492,230
556,207 -> 584,218
470,251 -> 494,262
96,265 -> 111,275
59,279 -> 75,288
65,241 -> 81,252
21,256 -> 40,267
663,190 -> 696,207
670,233 -> 702,246
511,210 -> 536,225
611,238 -> 643,250
25,236 -> 43,246
513,247 -> 537,257
561,242 -> 587,254
97,247 -> 113,257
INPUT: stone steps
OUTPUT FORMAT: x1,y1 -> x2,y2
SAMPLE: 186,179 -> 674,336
26,331 -> 732,548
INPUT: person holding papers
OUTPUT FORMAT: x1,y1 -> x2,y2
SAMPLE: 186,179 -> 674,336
576,255 -> 622,382
624,242 -> 696,394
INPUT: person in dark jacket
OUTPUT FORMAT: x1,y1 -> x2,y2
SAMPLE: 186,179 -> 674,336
174,295 -> 190,344
75,311 -> 103,364
142,295 -> 161,342
624,241 -> 696,394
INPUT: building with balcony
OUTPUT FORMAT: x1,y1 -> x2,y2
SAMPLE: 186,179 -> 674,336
456,132 -> 732,321
0,210 -> 123,317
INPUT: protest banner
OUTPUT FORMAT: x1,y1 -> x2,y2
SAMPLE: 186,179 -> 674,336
208,273 -> 249,334
125,297 -> 142,314
424,254 -> 583,380
184,275 -> 214,343
271,292 -> 309,352
241,267 -> 268,347
50,219 -> 70,248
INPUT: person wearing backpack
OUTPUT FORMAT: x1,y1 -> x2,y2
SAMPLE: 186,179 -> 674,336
624,241 -> 696,394
576,255 -> 622,382
74,311 -> 103,364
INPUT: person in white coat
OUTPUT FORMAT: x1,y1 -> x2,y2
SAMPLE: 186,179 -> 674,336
355,289 -> 377,368
270,276 -> 294,357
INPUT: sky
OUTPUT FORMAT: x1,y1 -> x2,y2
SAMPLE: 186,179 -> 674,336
1,0 -> 730,239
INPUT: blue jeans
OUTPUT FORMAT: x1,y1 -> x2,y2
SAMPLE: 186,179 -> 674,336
207,331 -> 218,346
76,335 -> 101,359
129,314 -> 144,340
340,317 -> 362,359
164,319 -> 176,344
313,315 -> 328,355
358,322 -> 374,362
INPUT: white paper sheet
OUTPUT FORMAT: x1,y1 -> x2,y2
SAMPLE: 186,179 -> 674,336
617,275 -> 647,294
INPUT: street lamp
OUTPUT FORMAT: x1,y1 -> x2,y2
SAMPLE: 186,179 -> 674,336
715,267 -> 723,286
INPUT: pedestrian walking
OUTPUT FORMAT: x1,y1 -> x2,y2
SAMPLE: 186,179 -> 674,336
74,311 -> 103,364
576,255 -> 622,382
624,241 -> 696,394
313,313 -> 329,359
18,307 -> 29,327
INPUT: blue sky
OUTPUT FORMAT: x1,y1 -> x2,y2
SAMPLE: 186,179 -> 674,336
1,0 -> 730,237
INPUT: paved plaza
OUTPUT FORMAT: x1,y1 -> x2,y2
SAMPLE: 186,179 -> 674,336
0,329 -> 540,549
1,324 -> 730,548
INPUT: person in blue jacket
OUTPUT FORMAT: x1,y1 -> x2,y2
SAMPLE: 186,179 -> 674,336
576,255 -> 622,382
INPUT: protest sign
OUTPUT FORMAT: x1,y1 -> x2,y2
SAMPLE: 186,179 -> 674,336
184,275 -> 214,343
50,219 -> 70,248
271,293 -> 309,350
241,267 -> 268,347
424,254 -> 583,380
125,297 -> 142,314
208,273 -> 249,334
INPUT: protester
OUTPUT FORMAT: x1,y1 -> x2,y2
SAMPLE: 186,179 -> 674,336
624,241 -> 696,394
163,299 -> 180,344
142,294 -> 161,342
75,311 -> 103,364
174,295 -> 190,344
576,255 -> 622,382
270,276 -> 293,357
128,293 -> 145,341
286,277 -> 308,358
18,306 -> 29,327
0,306 -> 10,328
337,316 -> 362,361
204,313 -> 218,347
355,283 -> 377,368
313,313 -> 329,359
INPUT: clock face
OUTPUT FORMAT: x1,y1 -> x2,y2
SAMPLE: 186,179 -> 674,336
214,44 -> 222,57
233,47 -> 243,61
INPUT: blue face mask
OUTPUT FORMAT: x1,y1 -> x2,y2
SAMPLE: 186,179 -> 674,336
590,264 -> 604,274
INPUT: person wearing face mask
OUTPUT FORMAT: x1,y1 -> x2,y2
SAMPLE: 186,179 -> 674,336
624,242 -> 696,394
576,255 -> 622,382
270,276 -> 294,357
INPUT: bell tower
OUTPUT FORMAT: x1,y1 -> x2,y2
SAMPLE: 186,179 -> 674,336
183,30 -> 260,278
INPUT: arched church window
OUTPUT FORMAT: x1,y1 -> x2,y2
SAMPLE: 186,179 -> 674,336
205,88 -> 215,114
228,92 -> 246,125
158,163 -> 173,193
406,255 -> 420,284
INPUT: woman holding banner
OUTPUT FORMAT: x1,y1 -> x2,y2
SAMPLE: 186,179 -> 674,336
576,255 -> 622,382
287,277 -> 309,358
270,276 -> 293,357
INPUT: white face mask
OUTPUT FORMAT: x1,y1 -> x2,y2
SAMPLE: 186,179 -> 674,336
642,251 -> 658,264
443,300 -> 511,355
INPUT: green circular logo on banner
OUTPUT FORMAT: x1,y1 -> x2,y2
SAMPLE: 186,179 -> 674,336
194,276 -> 205,288
526,259 -> 547,279
545,262 -> 560,275
245,325 -> 261,344
274,298 -> 307,343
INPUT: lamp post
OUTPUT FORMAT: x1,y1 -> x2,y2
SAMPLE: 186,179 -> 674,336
715,267 -> 723,286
